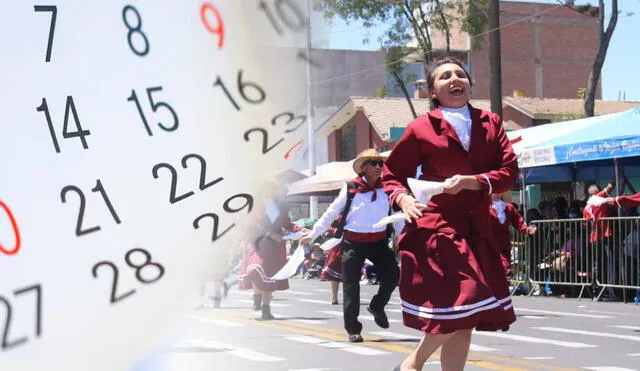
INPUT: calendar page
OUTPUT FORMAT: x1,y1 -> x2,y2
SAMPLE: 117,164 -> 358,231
0,1 -> 319,370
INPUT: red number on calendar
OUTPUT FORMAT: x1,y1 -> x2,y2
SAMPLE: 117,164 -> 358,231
200,2 -> 225,49
284,140 -> 304,159
0,201 -> 21,256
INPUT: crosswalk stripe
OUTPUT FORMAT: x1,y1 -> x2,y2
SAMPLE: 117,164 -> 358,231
523,357 -> 555,360
312,289 -> 332,293
626,353 -> 640,357
285,290 -> 313,296
515,308 -> 613,319
533,327 -> 640,342
272,315 -> 327,325
318,310 -> 402,323
368,331 -> 499,352
283,335 -> 389,355
173,340 -> 286,361
472,331 -> 597,348
186,315 -> 246,327
233,299 -> 292,308
609,325 -> 640,331
298,298 -> 334,305
583,367 -> 638,371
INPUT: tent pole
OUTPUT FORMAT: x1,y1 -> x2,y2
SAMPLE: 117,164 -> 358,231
521,168 -> 527,224
614,158 -> 621,218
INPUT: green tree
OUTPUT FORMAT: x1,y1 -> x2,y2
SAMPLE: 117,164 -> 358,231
386,45 -> 418,118
561,1 -> 619,117
315,0 -> 489,110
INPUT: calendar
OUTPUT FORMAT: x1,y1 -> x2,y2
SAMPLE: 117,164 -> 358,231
0,1 -> 319,370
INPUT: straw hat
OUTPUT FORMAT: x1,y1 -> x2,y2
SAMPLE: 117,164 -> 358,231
352,148 -> 388,174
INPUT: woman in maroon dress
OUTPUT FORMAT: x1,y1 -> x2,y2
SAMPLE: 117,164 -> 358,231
320,226 -> 343,305
238,182 -> 299,320
489,193 -> 537,278
382,57 -> 518,370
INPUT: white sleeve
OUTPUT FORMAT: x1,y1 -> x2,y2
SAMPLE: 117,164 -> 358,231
309,184 -> 348,242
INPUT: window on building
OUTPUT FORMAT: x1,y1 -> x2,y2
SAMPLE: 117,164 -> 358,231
340,120 -> 357,161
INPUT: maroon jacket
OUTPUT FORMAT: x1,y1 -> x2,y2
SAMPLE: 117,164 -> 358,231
382,105 -> 518,239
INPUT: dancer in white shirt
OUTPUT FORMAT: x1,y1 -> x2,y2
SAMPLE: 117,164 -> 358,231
300,149 -> 401,343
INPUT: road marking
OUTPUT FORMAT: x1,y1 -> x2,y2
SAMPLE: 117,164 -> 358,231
388,300 -> 402,305
369,331 -> 499,352
312,289 -> 331,293
524,357 -> 555,360
608,325 -> 640,331
516,308 -> 613,319
233,299 -> 292,308
521,315 -> 546,320
273,315 -> 327,325
186,315 -> 246,327
533,327 -> 640,342
583,367 -> 638,371
285,290 -> 313,296
172,339 -> 286,361
318,310 -> 401,323
473,331 -> 597,348
289,369 -> 338,371
626,353 -> 640,356
284,335 -> 389,355
215,309 -> 580,371
298,298 -> 334,305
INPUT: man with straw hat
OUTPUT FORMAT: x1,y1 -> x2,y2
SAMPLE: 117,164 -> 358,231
300,149 -> 400,342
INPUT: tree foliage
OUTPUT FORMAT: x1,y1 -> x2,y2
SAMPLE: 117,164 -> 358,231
315,0 -> 489,114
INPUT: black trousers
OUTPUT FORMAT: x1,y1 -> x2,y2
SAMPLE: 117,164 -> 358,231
341,238 -> 399,335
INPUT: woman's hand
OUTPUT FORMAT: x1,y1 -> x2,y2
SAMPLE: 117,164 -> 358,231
397,194 -> 427,223
526,226 -> 537,235
443,175 -> 478,194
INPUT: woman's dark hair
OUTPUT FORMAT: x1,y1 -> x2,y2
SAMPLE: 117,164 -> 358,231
426,56 -> 473,108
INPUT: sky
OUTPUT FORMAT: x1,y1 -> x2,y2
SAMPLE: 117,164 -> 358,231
312,0 -> 640,102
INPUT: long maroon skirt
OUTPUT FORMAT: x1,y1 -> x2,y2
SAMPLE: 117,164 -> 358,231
238,237 -> 289,292
320,244 -> 343,282
397,227 -> 515,334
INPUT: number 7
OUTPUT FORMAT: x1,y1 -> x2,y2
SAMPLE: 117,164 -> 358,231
34,5 -> 57,62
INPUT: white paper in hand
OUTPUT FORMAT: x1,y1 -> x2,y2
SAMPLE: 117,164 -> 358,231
283,231 -> 306,240
407,178 -> 444,204
264,198 -> 281,223
320,238 -> 342,251
373,213 -> 406,228
587,196 -> 607,207
271,245 -> 306,280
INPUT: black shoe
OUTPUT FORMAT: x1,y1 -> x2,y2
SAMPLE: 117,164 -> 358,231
331,300 -> 339,305
348,334 -> 363,343
253,294 -> 262,311
261,304 -> 275,320
367,305 -> 389,329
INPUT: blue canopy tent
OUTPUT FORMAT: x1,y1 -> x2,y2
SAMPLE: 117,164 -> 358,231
514,107 -> 640,215
520,107 -> 640,169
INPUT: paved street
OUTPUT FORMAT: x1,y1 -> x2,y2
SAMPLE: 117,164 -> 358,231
139,279 -> 640,371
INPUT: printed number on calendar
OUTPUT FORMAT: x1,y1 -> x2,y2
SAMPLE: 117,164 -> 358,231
127,86 -> 180,136
200,2 -> 225,49
0,201 -> 21,256
193,193 -> 254,242
152,153 -> 223,204
37,96 -> 90,154
92,248 -> 165,304
60,180 -> 121,237
244,112 -> 307,154
0,284 -> 42,352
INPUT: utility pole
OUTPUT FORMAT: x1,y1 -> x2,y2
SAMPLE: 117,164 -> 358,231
305,0 -> 318,219
488,0 -> 503,118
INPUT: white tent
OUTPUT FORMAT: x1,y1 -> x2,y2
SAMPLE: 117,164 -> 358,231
287,160 -> 357,195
